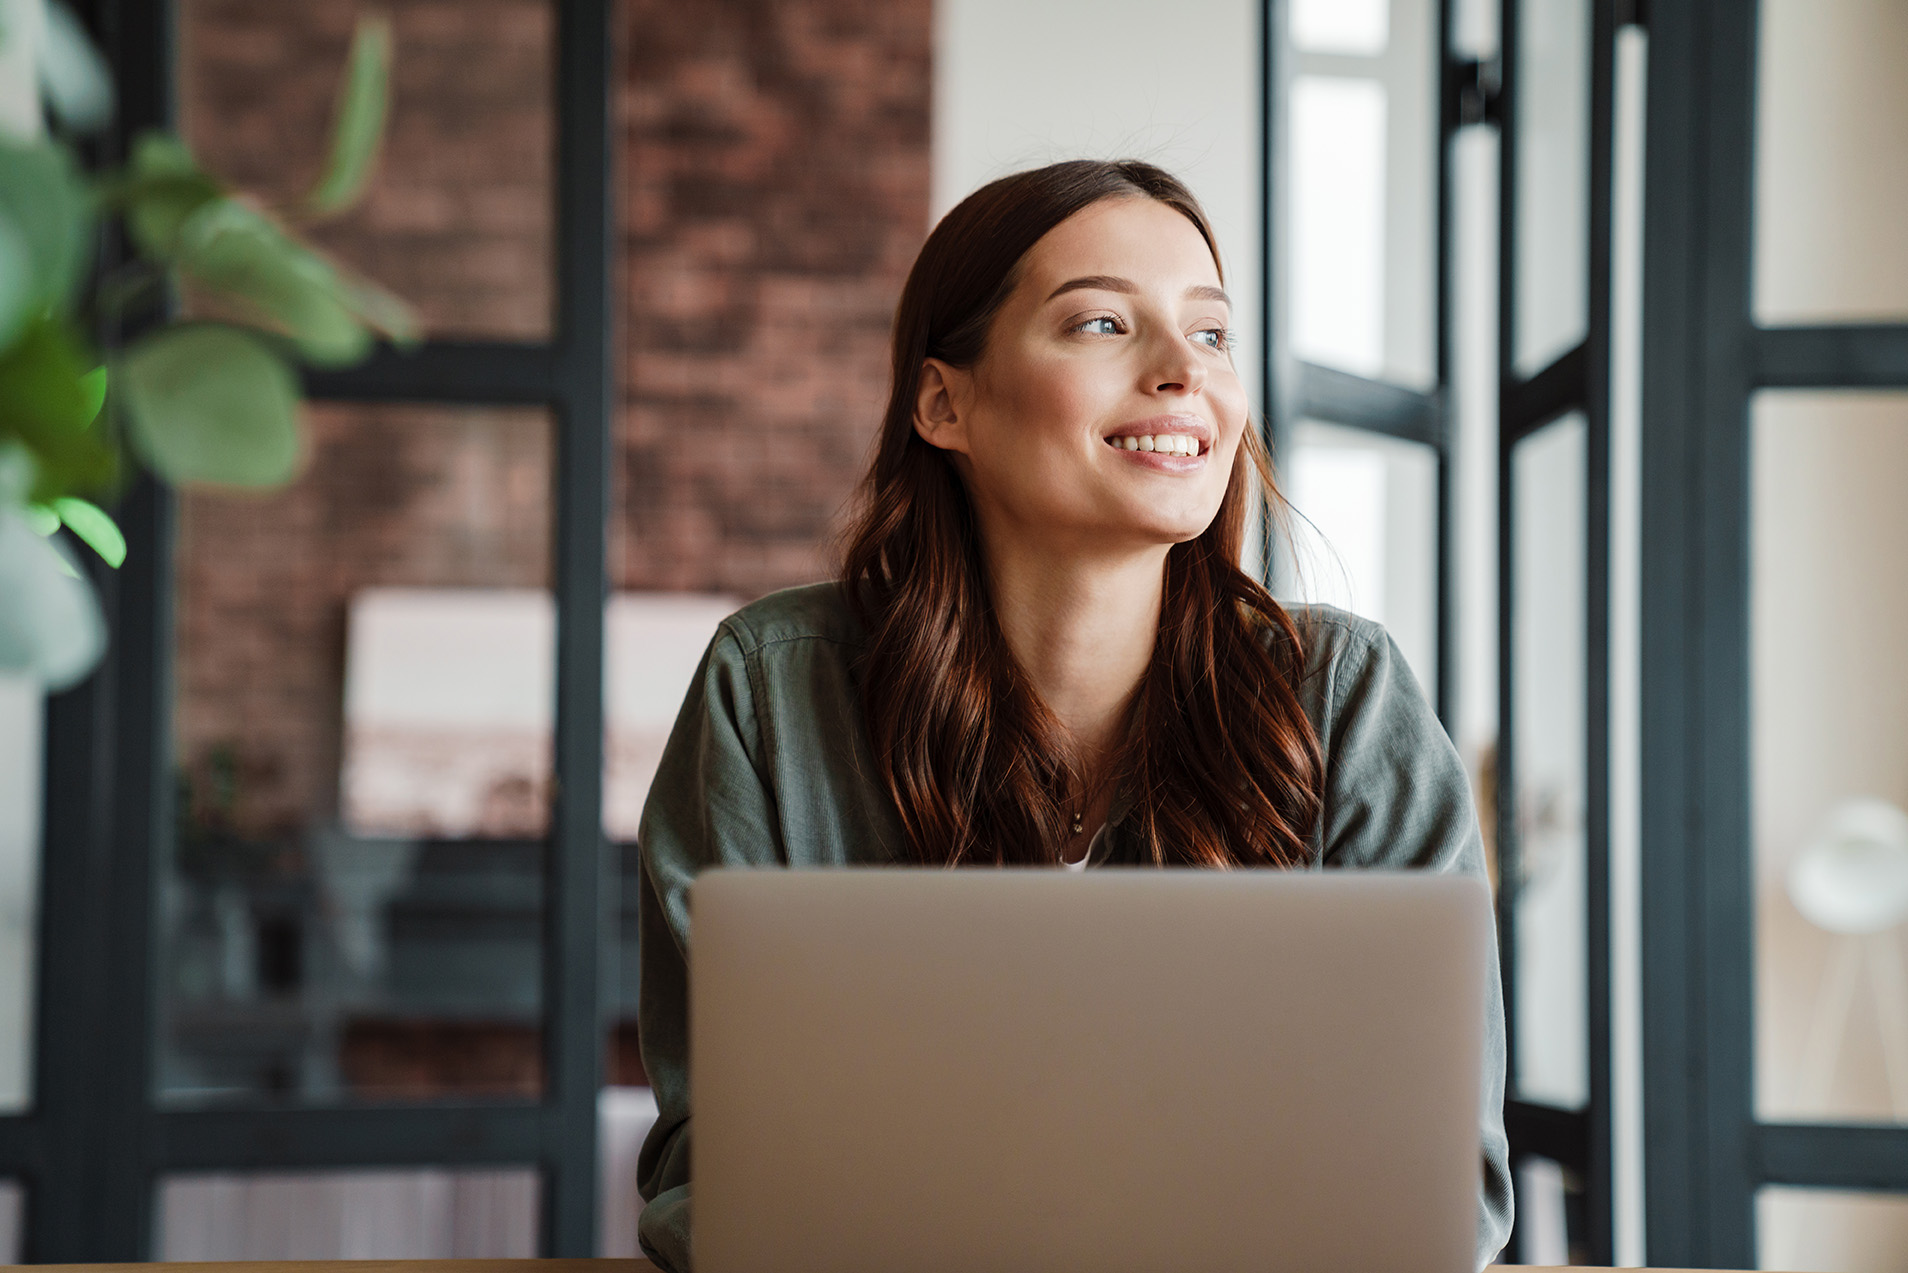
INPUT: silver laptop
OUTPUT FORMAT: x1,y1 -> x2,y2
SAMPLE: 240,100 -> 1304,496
690,869 -> 1490,1273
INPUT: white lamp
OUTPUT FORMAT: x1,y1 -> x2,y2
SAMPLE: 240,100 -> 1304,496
1787,797 -> 1908,1118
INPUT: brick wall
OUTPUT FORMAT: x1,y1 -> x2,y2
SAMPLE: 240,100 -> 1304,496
614,0 -> 930,594
179,0 -> 555,340
173,0 -> 931,839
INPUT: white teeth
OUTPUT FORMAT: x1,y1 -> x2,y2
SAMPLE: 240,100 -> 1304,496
1109,433 -> 1202,455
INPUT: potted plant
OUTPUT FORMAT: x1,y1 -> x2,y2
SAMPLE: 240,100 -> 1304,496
0,0 -> 417,689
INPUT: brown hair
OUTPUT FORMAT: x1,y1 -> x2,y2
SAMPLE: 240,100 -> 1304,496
839,159 -> 1323,867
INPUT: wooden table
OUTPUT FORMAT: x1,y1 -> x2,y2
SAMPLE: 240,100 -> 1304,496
7,1261 -> 1773,1272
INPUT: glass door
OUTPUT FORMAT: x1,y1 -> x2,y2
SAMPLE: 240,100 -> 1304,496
6,0 -> 617,1258
1641,0 -> 1908,1266
1266,0 -> 1450,708
1492,0 -> 1625,1263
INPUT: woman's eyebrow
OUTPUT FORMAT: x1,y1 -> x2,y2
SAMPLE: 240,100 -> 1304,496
1046,274 -> 1137,301
1044,275 -> 1232,308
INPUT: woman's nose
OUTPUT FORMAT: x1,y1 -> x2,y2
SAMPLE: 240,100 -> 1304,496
1147,335 -> 1207,396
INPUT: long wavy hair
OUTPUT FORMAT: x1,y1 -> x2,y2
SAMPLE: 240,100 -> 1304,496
839,159 -> 1323,868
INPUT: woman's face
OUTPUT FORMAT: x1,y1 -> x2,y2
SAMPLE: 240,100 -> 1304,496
915,196 -> 1248,555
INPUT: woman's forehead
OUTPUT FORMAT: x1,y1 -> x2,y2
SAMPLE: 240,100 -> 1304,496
1018,197 -> 1224,295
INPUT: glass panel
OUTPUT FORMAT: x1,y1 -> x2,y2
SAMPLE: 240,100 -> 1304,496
1760,1187 -> 1908,1273
1756,0 -> 1908,324
1512,0 -> 1590,378
600,1085 -> 661,1258
1287,0 -> 1439,387
161,404 -> 552,1105
156,1168 -> 537,1259
1514,1155 -> 1586,1267
0,1179 -> 19,1263
1754,393 -> 1908,1125
177,0 -> 555,341
605,596 -> 736,1080
1453,0 -> 1500,60
1291,76 -> 1386,378
1509,413 -> 1588,1109
604,595 -> 740,844
1283,420 -> 1439,699
0,676 -> 40,1111
1292,0 -> 1389,55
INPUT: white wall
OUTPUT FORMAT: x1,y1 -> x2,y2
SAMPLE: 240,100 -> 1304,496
1751,1 -> 1908,1268
1755,0 -> 1908,324
932,0 -> 1261,421
1752,396 -> 1908,1272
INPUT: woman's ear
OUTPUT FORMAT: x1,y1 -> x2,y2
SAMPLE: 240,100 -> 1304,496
914,358 -> 970,454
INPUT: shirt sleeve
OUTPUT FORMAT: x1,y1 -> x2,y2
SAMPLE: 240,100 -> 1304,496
1313,620 -> 1515,1270
635,623 -> 782,1273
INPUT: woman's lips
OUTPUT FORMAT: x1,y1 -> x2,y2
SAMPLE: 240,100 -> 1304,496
1104,438 -> 1207,472
1102,416 -> 1213,453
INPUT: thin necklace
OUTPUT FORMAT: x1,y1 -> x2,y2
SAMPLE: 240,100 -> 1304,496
1070,767 -> 1111,838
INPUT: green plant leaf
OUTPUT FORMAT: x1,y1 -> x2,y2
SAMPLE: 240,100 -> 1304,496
50,497 -> 125,567
40,1 -> 116,134
24,504 -> 61,536
172,197 -> 374,366
77,366 -> 106,425
0,209 -> 34,351
0,507 -> 107,690
129,132 -> 199,178
0,316 -> 119,500
118,323 -> 303,488
303,13 -> 393,217
0,138 -> 94,322
0,441 -> 37,505
335,266 -> 421,347
0,317 -> 103,441
107,132 -> 224,259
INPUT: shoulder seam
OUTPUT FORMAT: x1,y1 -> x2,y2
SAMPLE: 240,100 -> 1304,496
728,629 -> 863,659
1321,618 -> 1386,729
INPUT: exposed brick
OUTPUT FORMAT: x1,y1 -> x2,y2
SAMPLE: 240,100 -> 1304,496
614,0 -> 929,596
178,0 -> 556,341
172,0 -> 929,841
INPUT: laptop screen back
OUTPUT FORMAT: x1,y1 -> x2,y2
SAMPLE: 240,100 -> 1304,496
691,869 -> 1489,1273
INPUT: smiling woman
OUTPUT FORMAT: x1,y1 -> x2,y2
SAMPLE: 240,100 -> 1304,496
630,159 -> 1512,1273
847,168 -> 1311,870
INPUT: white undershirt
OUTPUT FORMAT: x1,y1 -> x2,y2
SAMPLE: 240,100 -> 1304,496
1062,822 -> 1107,871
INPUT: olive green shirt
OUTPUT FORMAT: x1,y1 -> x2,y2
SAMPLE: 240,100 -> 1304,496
634,582 -> 1514,1271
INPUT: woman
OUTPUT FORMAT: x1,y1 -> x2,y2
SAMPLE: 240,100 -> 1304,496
634,159 -> 1512,1271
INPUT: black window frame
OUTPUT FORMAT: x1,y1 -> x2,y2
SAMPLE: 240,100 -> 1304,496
0,0 -> 618,1258
1264,0 -> 1632,1264
1260,0 -> 1459,719
1640,0 -> 1908,1265
1489,0 -> 1635,1264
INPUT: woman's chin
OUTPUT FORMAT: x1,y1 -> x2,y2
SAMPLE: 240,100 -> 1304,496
1104,512 -> 1223,551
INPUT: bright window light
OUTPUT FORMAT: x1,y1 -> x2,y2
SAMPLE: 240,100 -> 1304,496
1288,444 -> 1389,625
1291,76 -> 1389,378
1291,0 -> 1390,56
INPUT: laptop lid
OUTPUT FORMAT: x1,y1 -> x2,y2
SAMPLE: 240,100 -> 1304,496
691,869 -> 1490,1273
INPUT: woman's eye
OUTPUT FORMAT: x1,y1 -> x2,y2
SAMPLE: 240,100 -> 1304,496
1194,327 -> 1232,351
1073,316 -> 1123,336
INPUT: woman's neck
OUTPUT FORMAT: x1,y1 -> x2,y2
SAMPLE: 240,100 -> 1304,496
979,535 -> 1168,769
